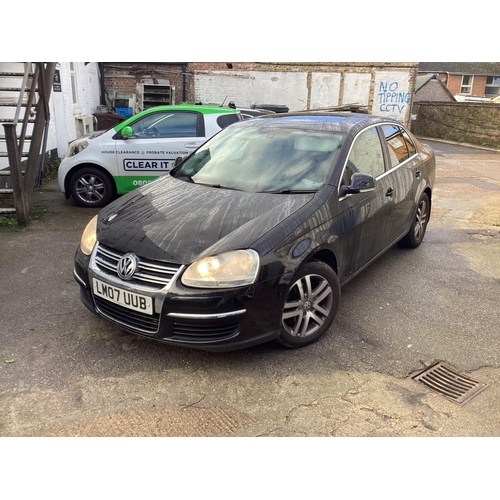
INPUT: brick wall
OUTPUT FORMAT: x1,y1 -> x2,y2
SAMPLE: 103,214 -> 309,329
472,76 -> 487,97
186,62 -> 418,124
446,75 -> 462,96
103,62 -> 418,120
446,74 -> 488,98
411,102 -> 500,148
103,63 -> 187,108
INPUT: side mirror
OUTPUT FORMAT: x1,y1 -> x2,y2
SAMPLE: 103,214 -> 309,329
340,173 -> 377,197
121,126 -> 134,139
173,156 -> 184,167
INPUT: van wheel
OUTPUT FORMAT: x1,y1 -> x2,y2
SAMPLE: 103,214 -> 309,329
278,261 -> 340,348
69,167 -> 115,208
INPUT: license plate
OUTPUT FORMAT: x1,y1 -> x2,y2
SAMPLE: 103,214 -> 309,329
93,278 -> 153,315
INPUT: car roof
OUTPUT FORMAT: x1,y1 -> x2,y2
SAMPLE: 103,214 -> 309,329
234,112 -> 398,134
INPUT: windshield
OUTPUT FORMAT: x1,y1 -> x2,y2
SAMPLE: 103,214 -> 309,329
172,124 -> 343,193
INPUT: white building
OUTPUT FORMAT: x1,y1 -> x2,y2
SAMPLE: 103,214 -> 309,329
0,61 -> 102,172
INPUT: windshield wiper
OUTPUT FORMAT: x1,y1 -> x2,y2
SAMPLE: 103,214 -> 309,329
197,183 -> 244,191
257,189 -> 318,194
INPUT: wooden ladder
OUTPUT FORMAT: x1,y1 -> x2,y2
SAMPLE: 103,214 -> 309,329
0,62 -> 56,226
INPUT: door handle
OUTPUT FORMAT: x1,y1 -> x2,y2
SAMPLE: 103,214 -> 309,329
184,142 -> 201,149
386,188 -> 394,197
415,170 -> 421,178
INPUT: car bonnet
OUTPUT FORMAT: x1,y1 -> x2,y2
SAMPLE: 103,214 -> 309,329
96,175 -> 316,264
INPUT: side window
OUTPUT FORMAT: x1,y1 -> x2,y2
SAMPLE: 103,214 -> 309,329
217,113 -> 241,129
342,127 -> 385,186
401,129 -> 416,157
128,112 -> 200,138
381,124 -> 414,167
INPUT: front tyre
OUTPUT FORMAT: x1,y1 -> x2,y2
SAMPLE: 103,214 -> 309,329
69,166 -> 115,208
400,192 -> 430,248
278,261 -> 340,348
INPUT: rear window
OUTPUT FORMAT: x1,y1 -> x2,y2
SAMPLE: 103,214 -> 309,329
381,124 -> 416,167
217,113 -> 242,129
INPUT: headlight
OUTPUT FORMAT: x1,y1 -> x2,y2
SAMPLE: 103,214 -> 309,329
80,215 -> 97,255
181,249 -> 260,288
67,140 -> 89,157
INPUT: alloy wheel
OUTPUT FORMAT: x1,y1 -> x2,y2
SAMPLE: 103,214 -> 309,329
282,273 -> 333,338
414,198 -> 428,241
75,174 -> 106,204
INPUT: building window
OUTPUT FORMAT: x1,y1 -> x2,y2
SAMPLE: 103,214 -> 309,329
460,75 -> 473,94
70,62 -> 78,104
485,76 -> 500,96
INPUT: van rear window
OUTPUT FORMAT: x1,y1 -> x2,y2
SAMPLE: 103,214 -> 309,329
217,114 -> 242,129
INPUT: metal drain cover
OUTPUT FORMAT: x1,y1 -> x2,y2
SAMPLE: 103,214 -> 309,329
412,362 -> 488,406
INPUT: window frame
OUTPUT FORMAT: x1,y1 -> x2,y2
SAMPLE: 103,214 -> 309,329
70,62 -> 78,105
460,74 -> 474,95
338,124 -> 386,195
379,124 -> 418,171
119,111 -> 205,139
338,122 -> 420,198
485,76 -> 500,96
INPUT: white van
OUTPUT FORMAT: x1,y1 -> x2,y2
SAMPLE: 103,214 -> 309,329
58,104 -> 243,207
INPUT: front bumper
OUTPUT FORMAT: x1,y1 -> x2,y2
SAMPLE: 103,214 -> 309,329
74,244 -> 284,352
57,156 -> 75,197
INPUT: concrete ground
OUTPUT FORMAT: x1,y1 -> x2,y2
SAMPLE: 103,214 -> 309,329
1,141 -> 500,439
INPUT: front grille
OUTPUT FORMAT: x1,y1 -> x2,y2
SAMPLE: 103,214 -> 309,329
94,296 -> 160,334
171,321 -> 240,343
94,243 -> 182,289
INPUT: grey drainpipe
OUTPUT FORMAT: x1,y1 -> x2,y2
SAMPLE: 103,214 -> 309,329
182,63 -> 187,102
98,63 -> 106,106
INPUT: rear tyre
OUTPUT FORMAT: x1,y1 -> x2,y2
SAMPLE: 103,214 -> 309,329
69,166 -> 115,208
399,193 -> 430,248
278,261 -> 340,348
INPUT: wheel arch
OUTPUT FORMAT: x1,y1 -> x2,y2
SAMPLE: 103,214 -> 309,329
64,162 -> 117,197
424,186 -> 432,217
305,247 -> 339,276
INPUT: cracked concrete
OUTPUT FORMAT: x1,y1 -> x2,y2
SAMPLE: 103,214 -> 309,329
1,141 -> 500,438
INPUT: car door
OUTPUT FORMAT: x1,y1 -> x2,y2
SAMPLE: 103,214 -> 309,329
379,124 -> 422,242
114,110 -> 207,194
335,125 -> 390,282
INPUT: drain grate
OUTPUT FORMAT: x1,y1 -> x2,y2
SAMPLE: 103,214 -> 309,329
412,362 -> 488,406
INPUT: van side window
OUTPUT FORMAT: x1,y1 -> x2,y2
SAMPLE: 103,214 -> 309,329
128,111 -> 200,138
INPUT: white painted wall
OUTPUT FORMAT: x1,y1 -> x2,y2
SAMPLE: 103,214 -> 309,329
342,73 -> 371,106
194,71 -> 309,110
0,62 -> 102,169
193,68 -> 415,123
310,73 -> 341,109
372,71 -> 412,123
50,62 -> 102,156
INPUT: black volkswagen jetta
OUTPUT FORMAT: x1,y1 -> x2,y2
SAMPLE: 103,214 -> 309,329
74,112 -> 435,351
